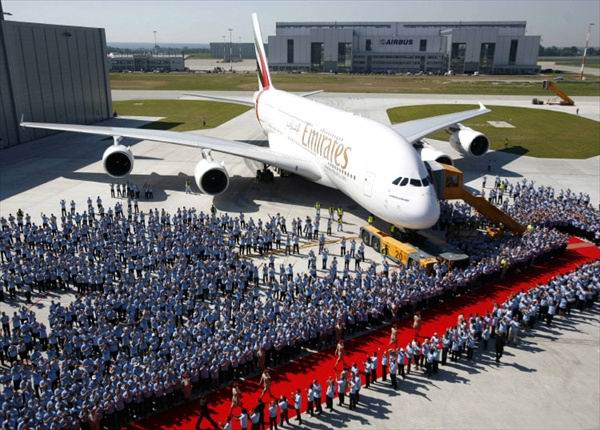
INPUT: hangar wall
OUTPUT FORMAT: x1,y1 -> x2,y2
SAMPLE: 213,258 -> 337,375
0,17 -> 111,149
268,21 -> 540,74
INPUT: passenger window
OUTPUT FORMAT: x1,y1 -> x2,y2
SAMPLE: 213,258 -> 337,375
399,177 -> 409,186
410,178 -> 421,187
392,177 -> 402,185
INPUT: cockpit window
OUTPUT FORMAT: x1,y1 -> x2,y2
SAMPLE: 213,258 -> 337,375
392,177 -> 402,185
399,177 -> 409,186
410,178 -> 421,187
421,177 -> 429,186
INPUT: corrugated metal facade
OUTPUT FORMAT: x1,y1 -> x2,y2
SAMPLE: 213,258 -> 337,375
0,19 -> 111,149
209,42 -> 256,60
268,21 -> 540,74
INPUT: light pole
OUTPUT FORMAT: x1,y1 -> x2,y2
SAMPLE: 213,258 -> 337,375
222,35 -> 226,62
580,22 -> 595,80
153,30 -> 158,55
228,28 -> 233,72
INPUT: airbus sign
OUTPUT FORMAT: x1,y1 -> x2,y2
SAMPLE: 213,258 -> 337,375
380,38 -> 413,45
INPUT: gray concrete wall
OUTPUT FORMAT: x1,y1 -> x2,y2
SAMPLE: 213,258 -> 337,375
0,20 -> 111,148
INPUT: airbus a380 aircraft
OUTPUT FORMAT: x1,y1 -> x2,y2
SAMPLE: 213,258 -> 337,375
22,14 -> 492,230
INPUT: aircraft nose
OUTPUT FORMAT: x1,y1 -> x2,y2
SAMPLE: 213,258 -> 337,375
403,190 -> 440,229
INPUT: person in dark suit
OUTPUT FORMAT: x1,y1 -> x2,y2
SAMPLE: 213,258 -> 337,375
495,333 -> 505,363
195,395 -> 219,430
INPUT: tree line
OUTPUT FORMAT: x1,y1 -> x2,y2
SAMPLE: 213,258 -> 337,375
539,45 -> 599,57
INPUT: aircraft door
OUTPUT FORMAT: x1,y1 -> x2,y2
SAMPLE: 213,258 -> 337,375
364,172 -> 375,197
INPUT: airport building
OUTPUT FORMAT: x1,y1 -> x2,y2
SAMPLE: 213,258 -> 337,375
267,21 -> 540,74
0,5 -> 111,149
209,42 -> 257,61
107,53 -> 185,72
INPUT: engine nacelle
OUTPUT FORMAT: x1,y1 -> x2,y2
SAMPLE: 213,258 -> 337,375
419,146 -> 454,166
102,144 -> 134,178
449,126 -> 490,157
194,159 -> 229,195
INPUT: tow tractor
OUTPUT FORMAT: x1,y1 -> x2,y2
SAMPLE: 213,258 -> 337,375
361,162 -> 525,269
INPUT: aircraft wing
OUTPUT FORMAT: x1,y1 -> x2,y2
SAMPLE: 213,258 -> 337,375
20,121 -> 321,181
183,90 -> 324,105
183,93 -> 255,106
391,103 -> 490,143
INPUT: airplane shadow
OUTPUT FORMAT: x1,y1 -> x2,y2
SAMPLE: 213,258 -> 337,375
65,170 -> 370,220
454,147 -> 528,182
0,117 -> 162,201
425,138 -> 529,183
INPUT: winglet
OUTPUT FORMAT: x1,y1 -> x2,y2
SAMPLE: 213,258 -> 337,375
479,102 -> 487,111
19,114 -> 24,126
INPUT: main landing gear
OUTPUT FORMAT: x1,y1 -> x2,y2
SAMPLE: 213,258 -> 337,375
256,165 -> 274,182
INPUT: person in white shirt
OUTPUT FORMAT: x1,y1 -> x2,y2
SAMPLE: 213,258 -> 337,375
337,371 -> 347,407
293,389 -> 302,424
370,351 -> 379,383
268,400 -> 278,430
389,351 -> 398,390
278,395 -> 290,427
250,409 -> 260,430
306,385 -> 314,416
325,376 -> 335,411
238,409 -> 249,430
312,379 -> 322,414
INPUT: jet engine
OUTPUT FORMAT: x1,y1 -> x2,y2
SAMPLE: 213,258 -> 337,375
102,144 -> 134,178
194,158 -> 229,195
419,146 -> 454,166
449,126 -> 490,157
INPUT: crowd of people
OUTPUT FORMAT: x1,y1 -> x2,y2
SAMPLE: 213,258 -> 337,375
0,183 -> 595,429
506,182 -> 599,244
201,260 -> 600,430
472,177 -> 597,243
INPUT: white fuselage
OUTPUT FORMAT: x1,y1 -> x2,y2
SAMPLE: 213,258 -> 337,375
255,89 -> 440,230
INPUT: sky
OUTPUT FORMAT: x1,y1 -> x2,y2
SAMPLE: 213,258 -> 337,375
3,0 -> 599,47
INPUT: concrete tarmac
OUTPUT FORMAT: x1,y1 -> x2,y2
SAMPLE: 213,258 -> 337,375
298,307 -> 600,430
538,60 -> 600,77
1,90 -> 599,429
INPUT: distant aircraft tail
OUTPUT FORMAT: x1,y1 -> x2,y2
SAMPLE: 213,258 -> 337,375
252,13 -> 273,91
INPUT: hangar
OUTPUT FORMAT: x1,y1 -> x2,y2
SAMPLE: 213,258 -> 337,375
267,20 -> 540,74
108,53 -> 185,72
209,42 -> 257,60
0,2 -> 111,149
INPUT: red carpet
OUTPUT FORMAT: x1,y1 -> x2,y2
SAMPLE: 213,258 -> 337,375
131,237 -> 600,430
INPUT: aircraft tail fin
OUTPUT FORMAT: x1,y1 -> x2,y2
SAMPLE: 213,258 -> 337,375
252,13 -> 273,91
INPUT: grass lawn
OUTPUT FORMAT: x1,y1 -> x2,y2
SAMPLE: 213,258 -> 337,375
387,104 -> 600,159
554,57 -> 600,69
110,72 -> 600,96
112,99 -> 251,131
185,52 -> 213,59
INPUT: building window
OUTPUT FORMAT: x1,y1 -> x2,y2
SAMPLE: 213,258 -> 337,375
450,42 -> 466,74
311,42 -> 324,71
509,39 -> 518,65
337,42 -> 352,68
366,39 -> 372,51
287,39 -> 294,64
419,39 -> 427,52
479,42 -> 496,72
